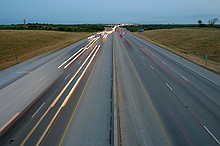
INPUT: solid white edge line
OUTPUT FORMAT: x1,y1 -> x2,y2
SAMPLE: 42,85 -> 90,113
32,102 -> 45,118
166,83 -> 173,91
203,125 -> 220,144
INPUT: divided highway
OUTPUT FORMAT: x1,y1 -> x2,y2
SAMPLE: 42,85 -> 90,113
0,28 -> 219,146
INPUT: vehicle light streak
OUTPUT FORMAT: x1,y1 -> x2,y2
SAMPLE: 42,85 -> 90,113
36,45 -> 101,145
51,45 -> 98,108
64,49 -> 87,68
85,36 -> 100,49
58,48 -> 84,69
21,45 -> 99,145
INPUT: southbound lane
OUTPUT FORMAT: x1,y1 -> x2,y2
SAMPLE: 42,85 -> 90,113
45,33 -> 113,146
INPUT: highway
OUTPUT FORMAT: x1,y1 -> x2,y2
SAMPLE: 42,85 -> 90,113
0,27 -> 220,146
114,29 -> 220,146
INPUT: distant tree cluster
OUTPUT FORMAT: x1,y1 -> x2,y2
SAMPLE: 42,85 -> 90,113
198,18 -> 219,27
208,18 -> 219,26
0,24 -> 105,32
123,24 -> 196,32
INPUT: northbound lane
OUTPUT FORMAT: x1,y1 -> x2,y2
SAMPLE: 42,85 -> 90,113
114,29 -> 220,146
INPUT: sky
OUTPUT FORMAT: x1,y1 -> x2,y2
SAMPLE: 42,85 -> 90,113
0,0 -> 220,24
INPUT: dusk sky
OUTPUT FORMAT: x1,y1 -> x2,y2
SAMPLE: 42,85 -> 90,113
0,0 -> 220,24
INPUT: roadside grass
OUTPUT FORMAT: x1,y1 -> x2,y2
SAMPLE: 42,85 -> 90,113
0,30 -> 92,70
133,28 -> 220,74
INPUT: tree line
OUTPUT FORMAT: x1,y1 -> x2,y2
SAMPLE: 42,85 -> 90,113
0,24 -> 105,32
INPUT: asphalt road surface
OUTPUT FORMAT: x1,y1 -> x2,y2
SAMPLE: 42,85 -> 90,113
114,29 -> 220,146
0,28 -> 219,146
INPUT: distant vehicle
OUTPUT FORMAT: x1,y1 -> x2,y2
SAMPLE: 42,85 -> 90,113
138,28 -> 144,32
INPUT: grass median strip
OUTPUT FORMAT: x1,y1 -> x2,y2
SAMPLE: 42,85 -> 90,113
0,30 -> 92,70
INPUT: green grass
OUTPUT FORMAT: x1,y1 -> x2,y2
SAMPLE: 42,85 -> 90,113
0,30 -> 92,70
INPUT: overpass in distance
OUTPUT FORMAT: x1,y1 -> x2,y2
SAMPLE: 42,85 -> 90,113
0,27 -> 220,146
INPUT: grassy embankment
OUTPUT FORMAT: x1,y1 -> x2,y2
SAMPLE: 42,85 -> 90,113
0,30 -> 92,70
133,28 -> 220,74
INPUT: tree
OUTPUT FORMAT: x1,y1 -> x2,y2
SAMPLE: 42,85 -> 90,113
208,18 -> 219,26
198,20 -> 202,25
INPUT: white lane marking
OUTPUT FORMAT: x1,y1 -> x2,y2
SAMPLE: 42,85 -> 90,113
181,75 -> 189,82
40,75 -> 47,81
136,50 -> 138,52
78,61 -> 81,64
166,83 -> 173,91
64,74 -> 70,80
32,102 -> 45,118
141,56 -> 144,59
0,103 -> 11,112
203,125 -> 220,144
150,65 -> 154,70
162,61 -> 167,65
152,53 -> 155,56
58,48 -> 84,69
